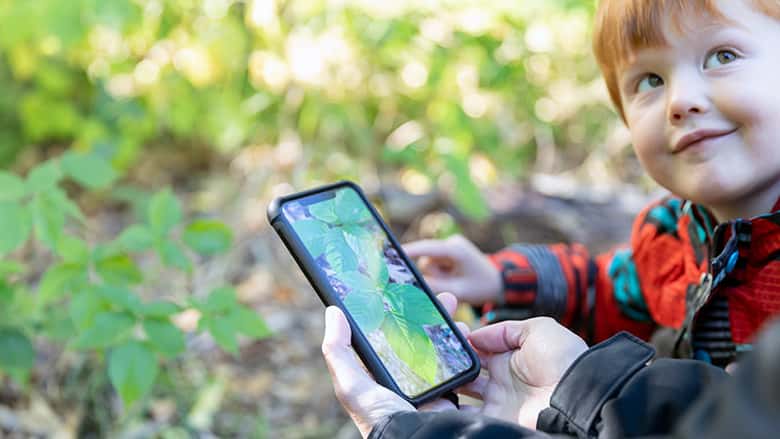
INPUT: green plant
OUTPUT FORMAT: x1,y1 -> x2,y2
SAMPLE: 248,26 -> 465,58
0,152 -> 270,409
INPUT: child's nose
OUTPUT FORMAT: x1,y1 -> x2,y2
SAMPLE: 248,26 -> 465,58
667,80 -> 709,123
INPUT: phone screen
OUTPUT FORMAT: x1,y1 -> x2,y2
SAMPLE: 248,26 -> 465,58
281,186 -> 473,397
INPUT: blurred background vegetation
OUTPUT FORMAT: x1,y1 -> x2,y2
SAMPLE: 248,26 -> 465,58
0,0 -> 656,437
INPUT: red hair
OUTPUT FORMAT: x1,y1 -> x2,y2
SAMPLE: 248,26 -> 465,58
593,0 -> 780,121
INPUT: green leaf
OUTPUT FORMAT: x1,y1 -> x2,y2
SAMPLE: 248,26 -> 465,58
143,319 -> 185,358
38,263 -> 88,303
139,301 -> 181,318
61,152 -> 118,189
341,279 -> 385,334
56,235 -> 89,264
0,202 -> 32,255
95,285 -> 143,314
147,188 -> 181,236
324,231 -> 358,273
231,306 -> 271,338
118,224 -> 154,252
182,220 -> 233,255
291,219 -> 329,257
32,192 -> 66,249
95,253 -> 143,285
0,172 -> 26,201
206,317 -> 239,354
202,287 -> 237,313
47,187 -> 85,222
26,161 -> 62,193
446,156 -> 490,220
108,341 -> 158,407
335,189 -> 371,224
69,291 -> 108,331
0,261 -> 25,278
157,240 -> 191,272
343,226 -> 387,286
74,311 -> 135,349
0,328 -> 34,372
382,314 -> 438,385
308,199 -> 338,223
385,283 -> 442,326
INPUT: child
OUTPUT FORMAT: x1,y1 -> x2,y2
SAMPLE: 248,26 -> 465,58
405,0 -> 780,368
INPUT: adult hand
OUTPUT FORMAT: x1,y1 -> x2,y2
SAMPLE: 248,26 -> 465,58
322,293 -> 462,438
404,235 -> 502,305
461,317 -> 588,429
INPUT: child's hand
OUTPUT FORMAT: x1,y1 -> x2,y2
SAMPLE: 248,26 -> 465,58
404,235 -> 502,305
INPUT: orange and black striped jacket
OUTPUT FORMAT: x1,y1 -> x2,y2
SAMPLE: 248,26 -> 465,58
485,196 -> 780,367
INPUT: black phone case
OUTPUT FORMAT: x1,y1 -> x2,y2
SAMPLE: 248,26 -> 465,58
267,181 -> 480,406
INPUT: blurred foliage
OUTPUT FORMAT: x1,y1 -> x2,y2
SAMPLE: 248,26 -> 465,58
0,0 -> 631,435
0,153 -> 270,434
0,0 -> 623,219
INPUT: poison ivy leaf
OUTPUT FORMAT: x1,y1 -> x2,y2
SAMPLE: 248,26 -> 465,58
230,306 -> 271,338
0,172 -> 26,201
157,240 -> 191,272
0,328 -> 34,372
26,161 -> 62,193
31,192 -> 65,250
342,287 -> 385,334
343,226 -> 387,286
74,311 -> 134,349
38,263 -> 88,303
309,200 -> 338,223
385,283 -> 442,326
0,202 -> 31,255
118,224 -> 154,252
147,188 -> 181,236
143,319 -> 185,358
335,189 -> 371,224
182,220 -> 232,255
95,253 -> 143,285
291,219 -> 329,257
61,152 -> 118,189
139,301 -> 181,318
56,235 -> 89,264
382,314 -> 438,385
109,341 -> 158,407
324,232 -> 358,273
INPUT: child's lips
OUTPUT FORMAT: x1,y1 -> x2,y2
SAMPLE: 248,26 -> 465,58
673,128 -> 738,153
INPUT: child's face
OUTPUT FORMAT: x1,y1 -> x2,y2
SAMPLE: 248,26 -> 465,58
618,0 -> 780,218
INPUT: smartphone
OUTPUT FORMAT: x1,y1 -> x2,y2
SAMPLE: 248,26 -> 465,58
267,181 -> 480,406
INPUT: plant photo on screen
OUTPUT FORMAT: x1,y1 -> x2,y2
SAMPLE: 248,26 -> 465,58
283,188 -> 471,396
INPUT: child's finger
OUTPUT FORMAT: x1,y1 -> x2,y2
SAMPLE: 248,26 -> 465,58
455,321 -> 471,337
425,277 -> 461,295
436,292 -> 458,316
403,240 -> 457,259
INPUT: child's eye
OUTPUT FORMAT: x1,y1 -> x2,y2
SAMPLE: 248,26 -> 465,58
704,49 -> 739,68
636,74 -> 664,93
